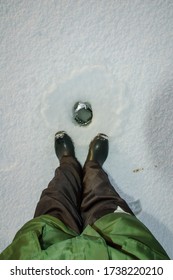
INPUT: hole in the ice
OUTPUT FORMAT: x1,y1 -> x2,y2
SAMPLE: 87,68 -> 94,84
73,101 -> 93,126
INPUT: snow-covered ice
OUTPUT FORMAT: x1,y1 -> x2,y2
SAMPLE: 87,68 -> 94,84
0,0 -> 173,258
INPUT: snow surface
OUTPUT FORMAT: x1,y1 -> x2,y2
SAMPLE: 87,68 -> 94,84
0,0 -> 173,259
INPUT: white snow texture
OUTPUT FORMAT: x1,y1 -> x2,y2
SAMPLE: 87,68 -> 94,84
0,0 -> 173,259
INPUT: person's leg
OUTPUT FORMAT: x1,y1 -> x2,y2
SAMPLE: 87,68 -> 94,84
34,132 -> 83,234
81,134 -> 134,228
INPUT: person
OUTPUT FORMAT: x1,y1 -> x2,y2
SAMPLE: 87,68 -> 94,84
0,131 -> 170,260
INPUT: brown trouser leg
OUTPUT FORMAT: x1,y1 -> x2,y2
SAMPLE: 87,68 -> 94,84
34,156 -> 83,234
81,161 -> 134,228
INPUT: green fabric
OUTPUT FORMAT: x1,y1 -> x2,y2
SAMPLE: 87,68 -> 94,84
0,213 -> 170,260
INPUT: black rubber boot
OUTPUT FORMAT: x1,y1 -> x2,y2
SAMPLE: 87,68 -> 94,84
86,133 -> 109,166
54,131 -> 75,161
